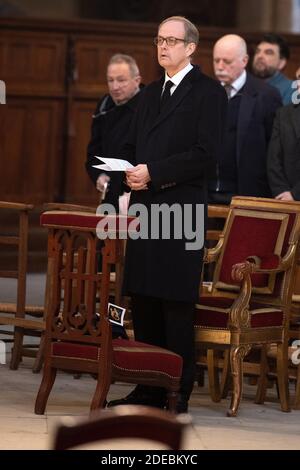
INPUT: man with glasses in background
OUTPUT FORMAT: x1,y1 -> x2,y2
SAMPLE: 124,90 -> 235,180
107,16 -> 227,413
85,54 -> 142,210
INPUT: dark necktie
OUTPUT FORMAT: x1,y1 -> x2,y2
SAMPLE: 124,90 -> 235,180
160,80 -> 174,111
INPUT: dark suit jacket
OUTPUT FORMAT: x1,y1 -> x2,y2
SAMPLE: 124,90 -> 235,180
215,73 -> 282,199
122,65 -> 227,302
268,103 -> 300,200
85,90 -> 142,209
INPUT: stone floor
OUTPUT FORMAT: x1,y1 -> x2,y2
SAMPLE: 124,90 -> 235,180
0,274 -> 300,450
1,358 -> 300,450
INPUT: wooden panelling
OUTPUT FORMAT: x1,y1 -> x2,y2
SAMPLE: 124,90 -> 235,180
0,99 -> 65,203
0,17 -> 300,269
72,35 -> 159,97
1,17 -> 300,209
0,31 -> 67,96
64,100 -> 99,205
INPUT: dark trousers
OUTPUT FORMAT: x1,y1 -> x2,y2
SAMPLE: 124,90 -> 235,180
131,294 -> 196,400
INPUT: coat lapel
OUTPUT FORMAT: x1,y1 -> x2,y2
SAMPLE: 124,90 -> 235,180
237,77 -> 257,163
147,67 -> 196,134
146,79 -> 162,125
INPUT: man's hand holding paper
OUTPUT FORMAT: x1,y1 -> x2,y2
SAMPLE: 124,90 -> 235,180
126,164 -> 150,191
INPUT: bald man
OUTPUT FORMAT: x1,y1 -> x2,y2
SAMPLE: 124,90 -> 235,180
209,34 -> 282,204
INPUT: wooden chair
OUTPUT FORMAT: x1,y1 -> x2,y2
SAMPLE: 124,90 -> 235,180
34,211 -> 182,415
206,204 -> 230,243
0,201 -> 45,371
196,204 -> 229,387
255,295 -> 300,409
53,405 -> 191,450
43,202 -> 124,305
195,196 -> 300,416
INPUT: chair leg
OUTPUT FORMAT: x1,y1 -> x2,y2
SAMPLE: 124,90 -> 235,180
255,344 -> 269,405
90,375 -> 111,411
227,345 -> 250,417
276,342 -> 290,412
294,364 -> 300,409
207,349 -> 221,402
34,365 -> 57,415
167,391 -> 178,413
220,350 -> 231,399
10,327 -> 24,370
32,332 -> 45,374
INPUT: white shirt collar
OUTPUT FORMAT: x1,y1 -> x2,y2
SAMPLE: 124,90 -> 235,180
163,62 -> 193,94
228,70 -> 247,97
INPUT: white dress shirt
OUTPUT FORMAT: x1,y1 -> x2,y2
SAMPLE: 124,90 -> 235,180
223,70 -> 247,99
162,62 -> 193,96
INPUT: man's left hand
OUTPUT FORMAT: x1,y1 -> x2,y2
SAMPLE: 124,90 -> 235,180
126,164 -> 150,191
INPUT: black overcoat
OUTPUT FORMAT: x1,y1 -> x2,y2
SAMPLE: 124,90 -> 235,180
85,91 -> 142,208
267,103 -> 300,200
122,65 -> 227,302
232,73 -> 281,197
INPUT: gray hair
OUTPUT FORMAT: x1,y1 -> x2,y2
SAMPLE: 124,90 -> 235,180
108,54 -> 140,78
159,16 -> 199,45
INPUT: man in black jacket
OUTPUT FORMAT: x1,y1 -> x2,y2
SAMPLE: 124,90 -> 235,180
209,34 -> 282,205
85,54 -> 142,210
107,16 -> 227,413
268,80 -> 300,201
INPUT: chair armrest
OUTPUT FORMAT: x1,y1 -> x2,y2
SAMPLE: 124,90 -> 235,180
227,261 -> 253,329
207,204 -> 229,219
246,244 -> 297,275
230,243 -> 297,284
0,201 -> 33,211
204,236 -> 224,264
43,202 -> 96,213
246,255 -> 281,270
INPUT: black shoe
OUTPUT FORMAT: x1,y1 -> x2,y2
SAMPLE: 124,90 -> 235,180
176,399 -> 188,413
107,388 -> 166,409
175,393 -> 189,413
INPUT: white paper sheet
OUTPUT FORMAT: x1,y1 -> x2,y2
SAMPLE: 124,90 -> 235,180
92,156 -> 134,171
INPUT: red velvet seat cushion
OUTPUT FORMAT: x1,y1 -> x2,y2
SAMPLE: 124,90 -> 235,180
112,339 -> 182,378
52,339 -> 182,379
195,296 -> 283,329
41,212 -> 135,231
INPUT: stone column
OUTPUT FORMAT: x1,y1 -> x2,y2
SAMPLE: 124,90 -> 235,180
237,0 -> 274,31
237,0 -> 300,32
275,0 -> 300,32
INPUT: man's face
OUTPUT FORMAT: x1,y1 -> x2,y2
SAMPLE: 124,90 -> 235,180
253,42 -> 286,78
107,62 -> 140,105
157,20 -> 195,76
213,44 -> 248,85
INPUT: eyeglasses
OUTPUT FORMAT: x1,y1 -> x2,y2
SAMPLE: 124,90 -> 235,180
154,36 -> 187,47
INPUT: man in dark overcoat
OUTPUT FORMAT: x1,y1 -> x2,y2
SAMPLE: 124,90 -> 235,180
209,34 -> 282,205
85,54 -> 142,210
268,98 -> 300,201
108,16 -> 227,412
